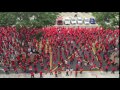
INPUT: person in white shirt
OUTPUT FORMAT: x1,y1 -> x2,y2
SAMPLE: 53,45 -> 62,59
33,49 -> 36,53
78,60 -> 81,66
30,52 -> 32,55
28,48 -> 31,53
65,60 -> 68,65
70,68 -> 73,75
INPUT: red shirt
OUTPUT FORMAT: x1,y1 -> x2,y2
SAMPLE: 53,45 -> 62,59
107,61 -> 111,65
50,70 -> 52,73
11,61 -> 15,66
17,56 -> 20,60
58,62 -> 60,65
34,67 -> 38,71
75,71 -> 77,74
112,67 -> 116,71
44,68 -> 48,71
40,71 -> 42,75
4,68 -> 7,71
55,71 -> 57,74
76,64 -> 79,69
29,66 -> 32,70
14,67 -> 17,71
40,63 -> 44,66
105,66 -> 109,70
80,68 -> 83,72
31,72 -> 34,76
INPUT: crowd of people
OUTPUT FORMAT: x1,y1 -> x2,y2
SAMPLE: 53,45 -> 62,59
0,26 -> 119,78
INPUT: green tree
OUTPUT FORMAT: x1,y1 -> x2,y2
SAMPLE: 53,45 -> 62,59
92,12 -> 119,30
0,12 -> 59,28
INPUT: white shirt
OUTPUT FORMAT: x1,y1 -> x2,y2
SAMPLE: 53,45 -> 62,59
78,61 -> 80,64
33,49 -> 36,52
66,69 -> 69,72
70,68 -> 73,71
65,60 -> 68,64
30,52 -> 32,55
28,48 -> 31,52
84,63 -> 87,66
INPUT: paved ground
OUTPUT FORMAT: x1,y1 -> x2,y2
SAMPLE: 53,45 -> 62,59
0,71 -> 119,78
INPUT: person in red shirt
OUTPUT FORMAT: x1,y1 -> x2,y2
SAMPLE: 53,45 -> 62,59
34,67 -> 38,74
105,65 -> 109,72
23,66 -> 26,73
58,62 -> 61,68
111,59 -> 116,66
40,71 -> 43,78
40,63 -> 44,69
4,67 -> 9,74
29,65 -> 32,73
14,67 -> 18,74
80,67 -> 83,74
31,71 -> 34,78
11,60 -> 15,67
70,58 -> 73,65
47,62 -> 50,68
111,67 -> 116,74
107,61 -> 111,66
99,62 -> 102,69
76,64 -> 79,71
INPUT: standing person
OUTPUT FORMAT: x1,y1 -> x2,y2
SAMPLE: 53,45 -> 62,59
47,62 -> 50,69
111,67 -> 116,74
14,67 -> 18,74
66,68 -> 69,76
34,67 -> 38,74
6,64 -> 10,71
76,64 -> 79,71
80,67 -> 83,74
58,62 -> 61,68
111,59 -> 116,66
58,68 -> 61,74
65,60 -> 68,66
40,63 -> 44,70
105,65 -> 109,72
29,65 -> 33,73
70,59 -> 73,65
55,70 -> 58,77
99,61 -> 102,69
31,71 -> 34,78
4,67 -> 9,74
107,60 -> 111,66
40,71 -> 43,78
50,70 -> 53,75
70,67 -> 73,75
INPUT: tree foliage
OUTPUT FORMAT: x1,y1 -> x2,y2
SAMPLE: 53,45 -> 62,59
92,12 -> 119,30
0,12 -> 59,29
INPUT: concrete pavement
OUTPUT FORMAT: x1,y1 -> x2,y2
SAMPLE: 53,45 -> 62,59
0,71 -> 119,78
